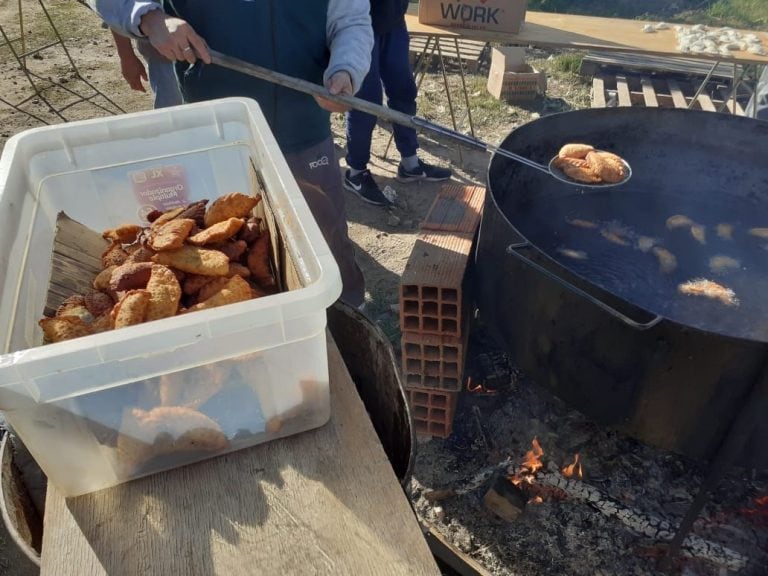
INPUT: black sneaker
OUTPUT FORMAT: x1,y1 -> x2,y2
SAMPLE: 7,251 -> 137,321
344,169 -> 390,206
397,159 -> 452,183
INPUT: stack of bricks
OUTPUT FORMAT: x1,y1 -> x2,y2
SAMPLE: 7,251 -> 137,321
400,184 -> 485,438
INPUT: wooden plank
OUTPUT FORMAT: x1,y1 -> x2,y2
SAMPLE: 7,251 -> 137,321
726,97 -> 745,116
592,77 -> 606,108
408,37 -> 486,62
616,76 -> 632,107
666,79 -> 688,108
423,525 -> 493,576
697,92 -> 717,112
405,13 -> 768,66
40,336 -> 440,576
640,77 -> 659,107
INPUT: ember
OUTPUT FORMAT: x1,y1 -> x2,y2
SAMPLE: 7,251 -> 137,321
739,495 -> 768,526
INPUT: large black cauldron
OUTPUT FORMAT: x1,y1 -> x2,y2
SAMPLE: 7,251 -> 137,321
476,108 -> 768,469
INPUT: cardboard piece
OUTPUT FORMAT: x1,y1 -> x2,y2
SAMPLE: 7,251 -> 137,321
418,0 -> 527,34
487,47 -> 546,102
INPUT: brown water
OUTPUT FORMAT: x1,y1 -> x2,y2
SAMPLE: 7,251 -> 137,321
513,189 -> 768,342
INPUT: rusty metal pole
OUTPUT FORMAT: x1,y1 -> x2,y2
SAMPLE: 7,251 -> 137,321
661,358 -> 768,571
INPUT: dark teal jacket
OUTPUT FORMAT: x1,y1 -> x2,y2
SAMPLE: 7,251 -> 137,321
168,0 -> 331,153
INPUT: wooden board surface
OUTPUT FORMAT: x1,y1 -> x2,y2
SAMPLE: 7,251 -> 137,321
406,13 -> 768,66
40,336 -> 440,576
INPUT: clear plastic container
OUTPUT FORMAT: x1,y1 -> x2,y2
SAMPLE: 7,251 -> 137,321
0,98 -> 342,496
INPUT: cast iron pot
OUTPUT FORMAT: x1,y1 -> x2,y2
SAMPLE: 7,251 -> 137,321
476,107 -> 768,469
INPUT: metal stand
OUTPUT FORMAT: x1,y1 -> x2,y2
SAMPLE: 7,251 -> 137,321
661,359 -> 768,570
0,0 -> 125,126
383,34 -> 480,167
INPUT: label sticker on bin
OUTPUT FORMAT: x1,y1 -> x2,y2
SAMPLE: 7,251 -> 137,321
130,164 -> 190,222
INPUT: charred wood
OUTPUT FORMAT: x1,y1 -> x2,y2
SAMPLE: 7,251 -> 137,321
425,459 -> 747,571
483,473 -> 527,522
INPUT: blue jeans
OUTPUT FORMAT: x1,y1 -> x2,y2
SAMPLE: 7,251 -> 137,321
345,23 -> 419,171
135,39 -> 183,109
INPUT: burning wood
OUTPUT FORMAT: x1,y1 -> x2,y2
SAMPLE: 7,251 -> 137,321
425,439 -> 748,572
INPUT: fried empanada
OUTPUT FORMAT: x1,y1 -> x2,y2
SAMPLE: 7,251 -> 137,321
101,242 -> 130,268
109,261 -> 154,292
183,275 -> 252,313
187,217 -> 244,246
558,143 -> 594,159
150,206 -> 185,228
152,245 -> 230,276
246,232 -> 275,287
204,192 -> 260,228
196,276 -> 231,304
176,199 -> 209,228
213,240 -> 248,262
39,316 -> 92,344
116,405 -> 229,474
84,290 -> 114,317
145,264 -> 182,321
148,218 -> 195,252
102,224 -> 142,244
93,265 -> 118,291
111,289 -> 151,328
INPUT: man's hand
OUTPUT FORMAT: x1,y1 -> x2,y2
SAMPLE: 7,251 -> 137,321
315,71 -> 353,113
120,52 -> 148,92
139,9 -> 211,64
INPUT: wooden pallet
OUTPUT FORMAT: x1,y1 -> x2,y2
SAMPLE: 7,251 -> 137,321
581,52 -> 742,79
592,74 -> 745,115
409,36 -> 489,72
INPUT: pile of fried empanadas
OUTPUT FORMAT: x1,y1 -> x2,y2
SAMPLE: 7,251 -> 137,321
40,192 -> 277,344
553,143 -> 628,184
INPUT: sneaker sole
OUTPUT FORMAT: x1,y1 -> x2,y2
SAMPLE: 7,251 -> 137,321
396,174 -> 451,183
343,181 -> 389,206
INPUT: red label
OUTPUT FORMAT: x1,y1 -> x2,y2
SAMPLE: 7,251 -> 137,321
130,164 -> 190,222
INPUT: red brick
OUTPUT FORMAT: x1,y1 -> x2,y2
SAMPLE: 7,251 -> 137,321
407,388 -> 459,439
421,184 -> 486,235
401,331 -> 466,391
400,231 -> 473,337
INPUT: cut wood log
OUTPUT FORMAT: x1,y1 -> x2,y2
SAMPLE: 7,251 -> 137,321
483,474 -> 526,522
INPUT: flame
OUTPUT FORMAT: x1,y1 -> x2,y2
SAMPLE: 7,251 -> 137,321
562,453 -> 583,479
510,437 -> 544,486
523,437 -> 545,474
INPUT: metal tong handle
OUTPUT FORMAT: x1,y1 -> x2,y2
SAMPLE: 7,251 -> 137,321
208,50 -> 552,175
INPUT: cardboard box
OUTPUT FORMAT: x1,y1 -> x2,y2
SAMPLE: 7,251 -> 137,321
419,0 -> 527,34
487,47 -> 546,102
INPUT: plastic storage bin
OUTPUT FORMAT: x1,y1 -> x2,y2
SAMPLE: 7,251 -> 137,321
0,98 -> 342,496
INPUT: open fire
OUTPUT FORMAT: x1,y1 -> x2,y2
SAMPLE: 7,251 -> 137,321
412,329 -> 767,576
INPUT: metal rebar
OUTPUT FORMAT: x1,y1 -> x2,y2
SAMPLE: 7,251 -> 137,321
454,37 -> 475,137
436,39 -> 463,165
661,359 -> 768,570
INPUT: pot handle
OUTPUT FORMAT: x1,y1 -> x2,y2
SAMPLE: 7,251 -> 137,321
505,242 -> 663,331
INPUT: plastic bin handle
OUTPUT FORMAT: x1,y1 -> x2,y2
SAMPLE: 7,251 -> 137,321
505,242 -> 663,331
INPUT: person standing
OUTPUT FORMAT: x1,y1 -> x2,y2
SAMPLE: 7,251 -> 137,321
343,0 -> 452,206
91,0 -> 373,308
110,29 -> 183,108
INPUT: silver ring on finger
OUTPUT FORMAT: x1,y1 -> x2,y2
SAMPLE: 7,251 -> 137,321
182,46 -> 192,52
